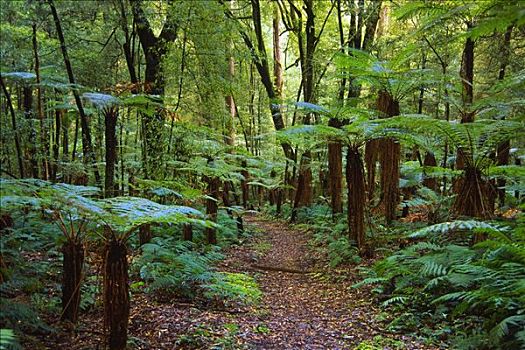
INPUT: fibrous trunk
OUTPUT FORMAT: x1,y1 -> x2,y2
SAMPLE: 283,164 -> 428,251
104,237 -> 129,350
376,90 -> 401,224
346,146 -> 366,253
182,223 -> 193,241
328,141 -> 343,214
139,224 -> 152,246
291,152 -> 313,221
61,239 -> 84,323
104,107 -> 118,197
364,139 -> 379,201
423,152 -> 438,192
452,167 -> 493,220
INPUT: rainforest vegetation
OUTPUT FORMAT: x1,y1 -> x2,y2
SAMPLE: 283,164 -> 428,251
0,0 -> 524,349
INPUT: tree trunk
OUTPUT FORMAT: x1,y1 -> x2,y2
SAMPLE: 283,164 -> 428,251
452,167 -> 492,220
118,0 -> 138,92
61,239 -> 84,323
48,0 -> 101,185
224,47 -> 236,146
335,0 -> 381,211
205,171 -> 220,245
346,146 -> 366,253
377,90 -> 400,225
422,152 -> 438,191
33,23 -> 49,180
291,0 -> 315,210
460,21 -> 475,124
182,223 -> 193,241
138,224 -> 152,246
364,139 -> 379,201
291,152 -> 312,221
0,76 -> 24,178
328,124 -> 343,215
23,85 -> 39,178
52,109 -> 62,181
227,0 -> 293,159
104,107 -> 118,198
131,0 -> 177,178
241,160 -> 249,208
62,111 -> 69,158
496,25 -> 513,206
104,236 -> 129,350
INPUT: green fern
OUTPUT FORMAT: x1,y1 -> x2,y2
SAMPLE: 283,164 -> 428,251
382,296 -> 408,307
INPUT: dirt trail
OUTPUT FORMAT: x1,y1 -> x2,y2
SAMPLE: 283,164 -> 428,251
215,215 -> 431,350
48,214 -> 436,349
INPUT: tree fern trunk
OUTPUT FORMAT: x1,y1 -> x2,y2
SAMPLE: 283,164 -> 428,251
139,224 -> 152,246
182,223 -> 193,241
376,90 -> 400,224
346,146 -> 366,253
104,107 -> 118,198
452,167 -> 492,220
328,141 -> 343,215
423,152 -> 438,191
61,239 -> 84,323
364,139 -> 379,201
104,237 -> 129,350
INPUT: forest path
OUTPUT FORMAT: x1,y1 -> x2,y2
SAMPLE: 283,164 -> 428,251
126,213 -> 437,349
206,214 -> 433,350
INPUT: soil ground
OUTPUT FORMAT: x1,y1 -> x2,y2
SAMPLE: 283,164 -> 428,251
39,214 -> 438,349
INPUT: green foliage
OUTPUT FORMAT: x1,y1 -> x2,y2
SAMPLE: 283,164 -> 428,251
135,238 -> 221,297
204,272 -> 262,306
0,329 -> 22,350
356,215 -> 525,348
353,335 -> 405,350
134,236 -> 260,306
326,237 -> 361,268
0,299 -> 50,334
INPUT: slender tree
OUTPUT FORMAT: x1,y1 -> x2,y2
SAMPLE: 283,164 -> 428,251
47,0 -> 101,185
0,76 -> 24,178
130,0 -> 178,178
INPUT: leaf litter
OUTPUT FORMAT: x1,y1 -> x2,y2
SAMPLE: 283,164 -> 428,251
37,214 -> 439,349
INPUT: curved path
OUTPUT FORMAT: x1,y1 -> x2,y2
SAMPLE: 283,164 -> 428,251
49,214 -> 438,349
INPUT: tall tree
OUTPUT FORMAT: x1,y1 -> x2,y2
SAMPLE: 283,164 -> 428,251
104,107 -> 118,198
32,23 -> 49,180
130,0 -> 178,178
0,76 -> 24,178
496,25 -> 513,206
47,0 -> 101,185
222,0 -> 293,159
330,0 -> 382,215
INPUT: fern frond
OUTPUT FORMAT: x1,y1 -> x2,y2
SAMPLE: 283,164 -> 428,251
382,296 -> 408,307
409,220 -> 503,238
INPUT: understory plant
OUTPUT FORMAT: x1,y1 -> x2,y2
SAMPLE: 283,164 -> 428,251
0,179 -> 210,350
356,213 -> 525,349
134,237 -> 261,307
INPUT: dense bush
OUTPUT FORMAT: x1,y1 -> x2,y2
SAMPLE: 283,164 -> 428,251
133,237 -> 261,306
356,213 -> 525,349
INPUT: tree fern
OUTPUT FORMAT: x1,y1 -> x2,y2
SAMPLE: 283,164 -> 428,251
409,220 -> 503,238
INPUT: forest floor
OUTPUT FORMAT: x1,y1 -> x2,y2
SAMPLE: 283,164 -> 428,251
42,214 -> 439,349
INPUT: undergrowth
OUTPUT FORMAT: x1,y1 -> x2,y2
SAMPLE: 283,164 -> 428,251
355,212 -> 525,349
